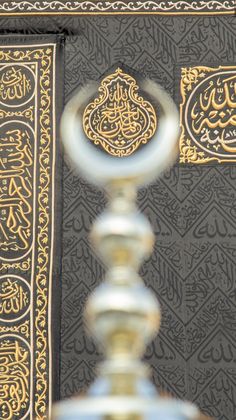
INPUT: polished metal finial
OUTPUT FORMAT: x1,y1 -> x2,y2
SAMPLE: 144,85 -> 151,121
52,70 -> 201,420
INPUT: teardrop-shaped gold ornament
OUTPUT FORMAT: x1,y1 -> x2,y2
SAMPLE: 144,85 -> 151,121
83,68 -> 157,157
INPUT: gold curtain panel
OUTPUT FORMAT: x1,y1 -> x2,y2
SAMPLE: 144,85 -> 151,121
179,66 -> 236,164
0,36 -> 63,419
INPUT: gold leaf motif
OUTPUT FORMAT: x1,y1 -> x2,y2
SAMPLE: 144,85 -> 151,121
83,68 -> 157,157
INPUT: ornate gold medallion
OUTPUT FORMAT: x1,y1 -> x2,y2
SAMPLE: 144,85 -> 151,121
83,68 -> 157,157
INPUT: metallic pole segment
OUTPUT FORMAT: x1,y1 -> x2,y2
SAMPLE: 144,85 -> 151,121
53,70 -> 201,420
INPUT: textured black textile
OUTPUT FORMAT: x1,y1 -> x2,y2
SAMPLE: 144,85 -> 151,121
0,15 -> 235,420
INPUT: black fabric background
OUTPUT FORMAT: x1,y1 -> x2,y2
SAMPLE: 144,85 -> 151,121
0,15 -> 235,420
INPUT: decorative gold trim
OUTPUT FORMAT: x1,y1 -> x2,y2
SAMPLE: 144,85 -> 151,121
0,320 -> 30,338
0,107 -> 34,121
83,68 -> 157,157
0,257 -> 31,272
0,0 -> 233,15
35,45 -> 54,419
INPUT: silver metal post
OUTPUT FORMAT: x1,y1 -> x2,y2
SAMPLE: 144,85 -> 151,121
52,69 -> 204,420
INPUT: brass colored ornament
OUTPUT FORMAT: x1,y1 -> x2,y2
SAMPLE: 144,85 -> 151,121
83,68 -> 157,157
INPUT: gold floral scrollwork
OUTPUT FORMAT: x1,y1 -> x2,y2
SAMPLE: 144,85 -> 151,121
83,68 -> 157,157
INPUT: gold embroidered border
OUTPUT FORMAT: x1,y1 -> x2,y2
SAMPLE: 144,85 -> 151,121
0,43 -> 57,419
179,66 -> 236,164
0,0 -> 234,15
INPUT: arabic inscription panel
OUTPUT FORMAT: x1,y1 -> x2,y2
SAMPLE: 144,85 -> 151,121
0,64 -> 35,108
180,66 -> 236,164
0,275 -> 30,322
0,335 -> 30,420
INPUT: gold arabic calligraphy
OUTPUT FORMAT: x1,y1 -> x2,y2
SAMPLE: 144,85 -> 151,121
0,66 -> 33,106
0,277 -> 29,320
180,67 -> 236,163
83,68 -> 157,157
0,339 -> 29,419
98,82 -> 145,140
0,125 -> 33,255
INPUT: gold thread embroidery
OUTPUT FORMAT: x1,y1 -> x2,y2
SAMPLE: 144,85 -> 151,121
0,257 -> 31,272
0,45 -> 55,419
0,276 -> 30,320
0,65 -> 34,106
0,124 -> 34,255
0,321 -> 30,338
35,46 -> 52,419
0,107 -> 34,121
180,66 -> 236,164
0,0 -> 234,15
83,68 -> 157,157
0,337 -> 30,419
